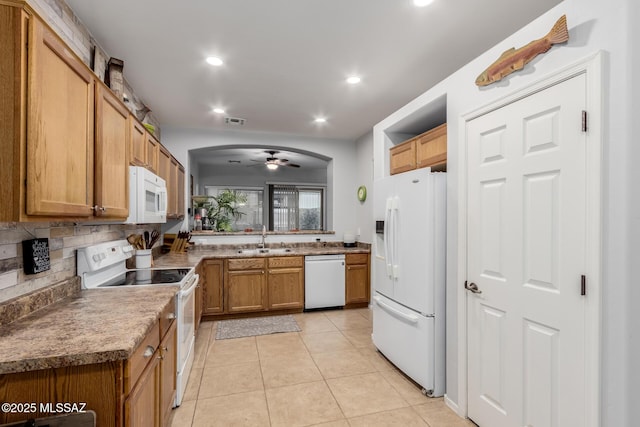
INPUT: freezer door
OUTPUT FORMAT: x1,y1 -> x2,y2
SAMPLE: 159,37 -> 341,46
391,169 -> 446,314
372,294 -> 436,394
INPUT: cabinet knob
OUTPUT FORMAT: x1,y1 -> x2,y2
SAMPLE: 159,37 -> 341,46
90,205 -> 99,212
143,345 -> 155,358
100,206 -> 107,212
166,313 -> 176,320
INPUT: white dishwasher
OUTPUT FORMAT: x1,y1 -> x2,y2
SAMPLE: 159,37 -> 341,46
305,254 -> 346,309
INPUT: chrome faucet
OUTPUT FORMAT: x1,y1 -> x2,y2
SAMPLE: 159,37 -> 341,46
258,225 -> 267,248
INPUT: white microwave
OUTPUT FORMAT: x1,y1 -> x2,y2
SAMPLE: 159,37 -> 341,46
127,166 -> 167,224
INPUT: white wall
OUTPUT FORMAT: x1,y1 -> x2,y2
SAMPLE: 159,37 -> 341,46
355,131 -> 373,244
197,164 -> 326,190
162,127 -> 359,243
373,0 -> 633,424
627,0 -> 640,421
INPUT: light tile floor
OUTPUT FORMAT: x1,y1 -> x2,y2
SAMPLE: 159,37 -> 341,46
170,308 -> 476,427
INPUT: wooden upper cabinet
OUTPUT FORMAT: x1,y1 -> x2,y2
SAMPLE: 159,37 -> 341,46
158,146 -> 171,181
168,157 -> 179,218
389,140 -> 416,175
94,83 -> 129,218
129,118 -> 147,167
26,17 -> 95,217
145,133 -> 160,173
390,123 -> 447,175
177,164 -> 185,219
416,123 -> 447,170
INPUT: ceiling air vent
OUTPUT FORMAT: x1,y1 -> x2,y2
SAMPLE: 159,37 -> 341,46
224,117 -> 246,125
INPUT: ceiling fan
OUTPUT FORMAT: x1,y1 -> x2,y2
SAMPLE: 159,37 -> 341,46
251,150 -> 300,170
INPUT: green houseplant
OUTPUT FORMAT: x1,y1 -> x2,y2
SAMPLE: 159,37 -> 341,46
207,190 -> 247,231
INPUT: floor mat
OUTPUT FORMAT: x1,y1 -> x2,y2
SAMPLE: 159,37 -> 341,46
215,315 -> 301,340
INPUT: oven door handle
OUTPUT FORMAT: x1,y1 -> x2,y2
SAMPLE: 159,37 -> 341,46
180,273 -> 199,298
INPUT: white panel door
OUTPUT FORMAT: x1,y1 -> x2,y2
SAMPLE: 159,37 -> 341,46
467,74 -> 587,427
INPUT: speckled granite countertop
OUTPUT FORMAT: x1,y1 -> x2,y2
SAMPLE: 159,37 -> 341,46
153,245 -> 371,269
0,286 -> 178,375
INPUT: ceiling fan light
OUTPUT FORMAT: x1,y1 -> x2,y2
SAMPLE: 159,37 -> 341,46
266,163 -> 278,170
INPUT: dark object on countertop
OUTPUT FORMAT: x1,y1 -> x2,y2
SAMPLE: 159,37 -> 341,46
343,242 -> 357,248
22,238 -> 50,275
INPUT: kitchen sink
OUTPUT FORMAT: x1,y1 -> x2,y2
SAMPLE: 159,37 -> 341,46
235,248 -> 293,255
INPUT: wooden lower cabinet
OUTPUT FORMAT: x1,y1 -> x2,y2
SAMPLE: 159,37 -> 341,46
226,269 -> 267,313
201,259 -> 224,315
0,361 -> 123,426
345,253 -> 370,307
125,354 -> 160,427
159,321 -> 177,426
125,316 -> 176,427
202,256 -> 305,318
268,257 -> 304,310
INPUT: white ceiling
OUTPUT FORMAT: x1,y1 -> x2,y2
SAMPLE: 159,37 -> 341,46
191,147 -> 329,169
67,0 -> 561,142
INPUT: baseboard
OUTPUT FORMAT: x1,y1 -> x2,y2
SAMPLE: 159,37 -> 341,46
444,394 -> 465,418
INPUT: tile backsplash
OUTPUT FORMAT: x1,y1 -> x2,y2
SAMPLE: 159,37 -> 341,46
0,222 -> 156,303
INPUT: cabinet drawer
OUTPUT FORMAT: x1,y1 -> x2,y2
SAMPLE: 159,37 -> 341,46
346,253 -> 369,265
159,297 -> 176,339
125,322 -> 160,393
227,258 -> 266,271
268,256 -> 303,268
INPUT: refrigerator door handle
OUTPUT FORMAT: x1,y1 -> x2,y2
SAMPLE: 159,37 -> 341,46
374,296 -> 418,323
384,199 -> 393,278
391,196 -> 399,280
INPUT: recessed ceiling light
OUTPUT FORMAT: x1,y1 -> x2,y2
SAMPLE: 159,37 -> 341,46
206,56 -> 223,66
212,108 -> 225,114
346,76 -> 361,84
314,117 -> 327,124
413,0 -> 433,6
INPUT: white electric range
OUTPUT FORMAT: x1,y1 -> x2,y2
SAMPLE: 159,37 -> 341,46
77,240 -> 197,407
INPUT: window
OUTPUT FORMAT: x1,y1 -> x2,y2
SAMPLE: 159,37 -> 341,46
205,186 -> 263,231
269,185 -> 324,231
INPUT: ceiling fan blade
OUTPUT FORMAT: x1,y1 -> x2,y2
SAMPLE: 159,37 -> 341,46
285,163 -> 301,168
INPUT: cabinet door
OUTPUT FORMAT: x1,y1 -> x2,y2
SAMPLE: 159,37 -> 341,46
130,118 -> 147,166
268,267 -> 304,310
145,133 -> 159,173
94,83 -> 129,218
416,123 -> 447,170
389,140 -> 416,175
202,259 -> 224,315
125,351 -> 160,427
176,164 -> 185,219
346,264 -> 370,304
159,321 -> 177,426
158,146 -> 171,185
26,18 -> 94,217
168,157 -> 179,218
226,270 -> 267,313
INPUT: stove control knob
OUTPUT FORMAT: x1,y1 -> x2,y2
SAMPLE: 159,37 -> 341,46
92,254 -> 101,262
100,253 -> 107,260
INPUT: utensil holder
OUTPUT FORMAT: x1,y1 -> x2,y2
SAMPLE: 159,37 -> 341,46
135,249 -> 152,269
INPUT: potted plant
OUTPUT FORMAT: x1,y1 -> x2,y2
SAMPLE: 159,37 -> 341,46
207,190 -> 247,231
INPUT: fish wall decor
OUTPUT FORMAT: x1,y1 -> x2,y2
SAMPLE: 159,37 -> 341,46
475,15 -> 569,87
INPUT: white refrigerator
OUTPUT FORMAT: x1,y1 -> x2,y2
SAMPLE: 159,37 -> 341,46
372,167 -> 446,397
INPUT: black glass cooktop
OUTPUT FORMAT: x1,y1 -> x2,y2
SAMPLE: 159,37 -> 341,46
99,268 -> 190,287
